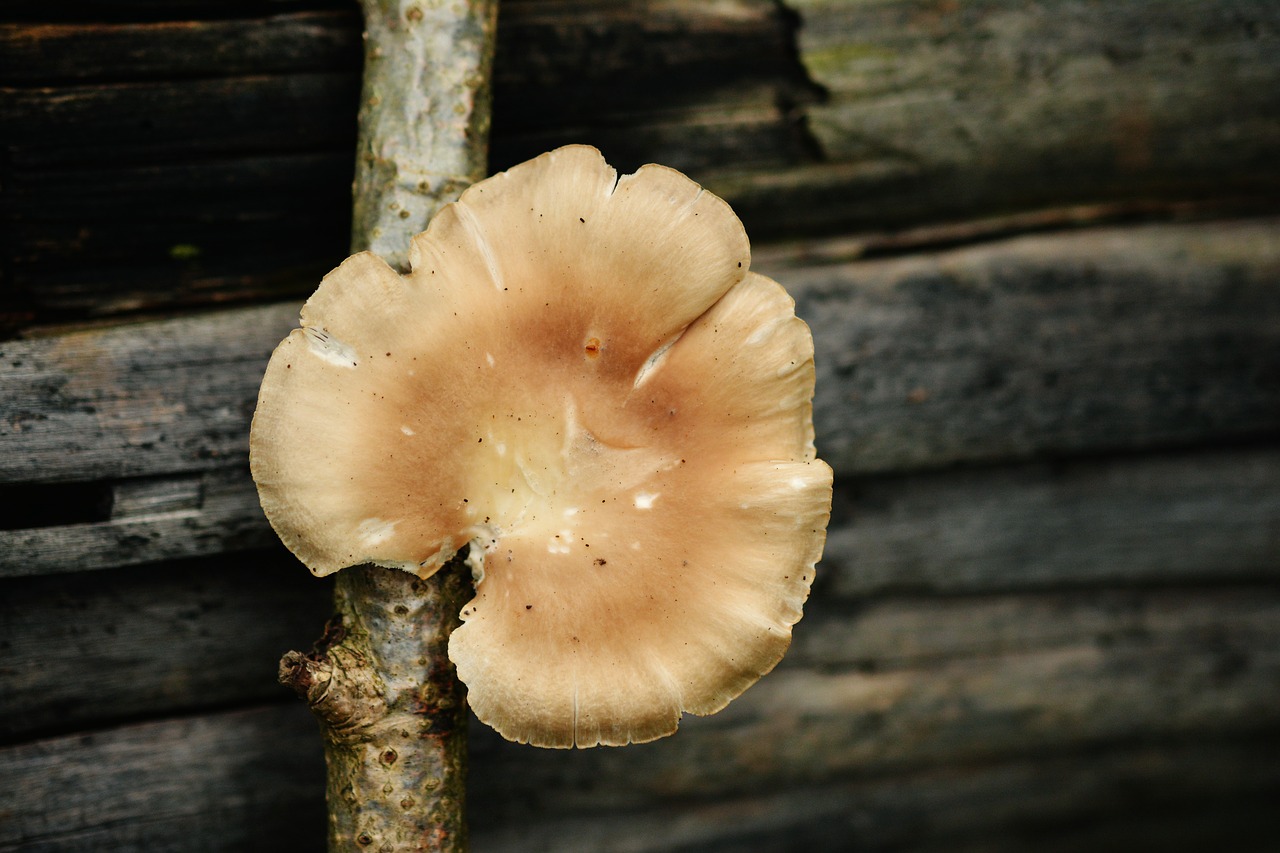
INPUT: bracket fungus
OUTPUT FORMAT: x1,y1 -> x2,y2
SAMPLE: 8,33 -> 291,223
250,145 -> 832,748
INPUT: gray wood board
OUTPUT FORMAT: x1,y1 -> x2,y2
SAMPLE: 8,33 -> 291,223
2,450 -> 1275,744
0,467 -> 277,576
783,217 -> 1280,474
465,593 -> 1280,812
0,0 -> 349,21
3,702 -> 1273,851
0,2 -> 798,171
766,0 -> 1280,232
0,12 -> 362,81
2,73 -> 361,169
817,446 -> 1280,598
0,704 -> 326,853
470,739 -> 1280,852
792,582 -> 1280,671
2,216 -> 1276,484
0,552 -> 332,739
5,1 -> 1279,321
3,527 -> 1276,748
0,303 -> 295,486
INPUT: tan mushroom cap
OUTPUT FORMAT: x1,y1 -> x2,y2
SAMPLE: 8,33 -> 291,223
250,145 -> 832,747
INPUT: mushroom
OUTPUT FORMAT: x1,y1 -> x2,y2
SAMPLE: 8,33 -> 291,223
250,145 -> 832,748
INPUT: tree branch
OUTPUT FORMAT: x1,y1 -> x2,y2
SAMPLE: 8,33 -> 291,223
351,0 -> 498,269
279,0 -> 498,848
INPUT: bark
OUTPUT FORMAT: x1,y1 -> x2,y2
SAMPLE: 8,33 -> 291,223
280,561 -> 472,852
279,0 -> 497,849
350,0 -> 498,270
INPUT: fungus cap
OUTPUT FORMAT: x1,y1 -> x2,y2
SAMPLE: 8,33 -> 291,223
250,146 -> 832,747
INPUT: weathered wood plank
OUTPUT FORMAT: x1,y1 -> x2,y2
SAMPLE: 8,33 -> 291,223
466,597 -> 1280,812
4,152 -> 352,219
706,161 -> 1280,243
0,1 -> 796,111
816,447 -> 1280,599
793,584 -> 1280,672
491,86 -> 800,177
3,446 -> 1275,754
471,739 -> 1280,852
0,552 -> 332,739
0,1 -> 798,169
0,467 -> 276,577
2,73 -> 360,169
3,219 -> 1276,489
7,1 -> 1279,320
0,302 -> 295,485
0,0 -> 351,23
3,442 -> 1276,596
2,94 -> 789,317
5,547 -> 1275,782
0,12 -> 361,82
490,0 -> 804,134
5,216 -> 349,319
787,218 -> 1280,474
772,0 -> 1280,232
2,152 -> 352,320
3,508 -> 1270,737
0,704 -> 326,853
2,704 -> 1273,852
0,2 -> 801,314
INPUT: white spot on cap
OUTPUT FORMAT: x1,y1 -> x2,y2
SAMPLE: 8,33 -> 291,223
356,518 -> 397,547
633,492 -> 659,510
486,352 -> 496,367
303,327 -> 358,368
789,476 -> 806,490
401,425 -> 416,436
563,507 -> 579,517
633,330 -> 684,389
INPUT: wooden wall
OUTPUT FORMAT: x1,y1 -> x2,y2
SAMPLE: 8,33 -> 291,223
3,1 -> 1279,850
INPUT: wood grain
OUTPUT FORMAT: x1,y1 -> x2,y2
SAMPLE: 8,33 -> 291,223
786,218 -> 1280,474
0,704 -> 326,853
0,552 -> 332,739
0,5 -> 1276,850
817,447 -> 1280,598
3,518 -> 1275,749
464,592 -> 1280,808
3,74 -> 361,169
470,739 -> 1280,852
0,12 -> 361,82
0,468 -> 276,577
0,2 -> 807,318
2,708 -> 1273,852
3,219 -> 1275,492
2,593 -> 1276,850
775,0 -> 1280,232
6,1 -> 1278,321
0,302 -> 295,485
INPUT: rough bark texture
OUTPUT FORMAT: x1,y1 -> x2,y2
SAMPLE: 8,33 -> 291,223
276,0 -> 496,849
350,0 -> 498,269
280,562 -> 472,851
